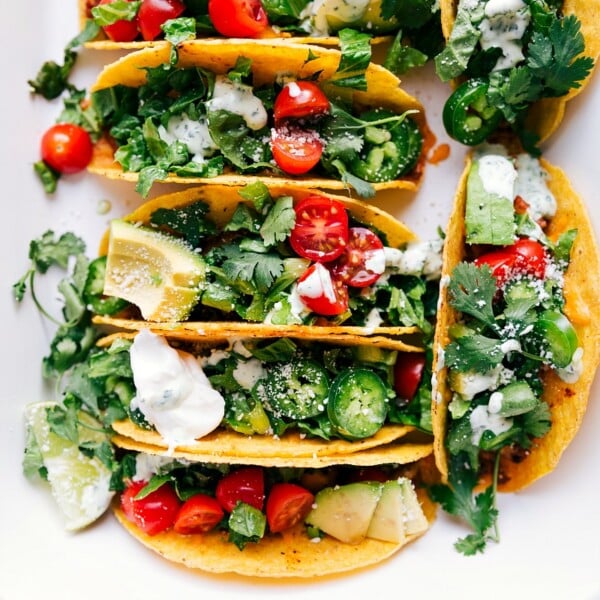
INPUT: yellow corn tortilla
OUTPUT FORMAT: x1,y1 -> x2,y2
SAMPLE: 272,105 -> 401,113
439,0 -> 600,142
93,184 -> 428,349
432,154 -> 600,492
88,39 -> 428,193
112,484 -> 436,579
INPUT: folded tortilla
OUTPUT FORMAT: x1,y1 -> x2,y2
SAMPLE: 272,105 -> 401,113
432,153 -> 600,492
439,0 -> 600,142
88,39 -> 429,192
93,184 -> 431,350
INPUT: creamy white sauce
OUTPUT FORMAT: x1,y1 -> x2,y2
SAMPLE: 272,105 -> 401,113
479,0 -> 530,71
383,239 -> 443,280
364,247 -> 386,275
158,113 -> 218,163
296,262 -> 336,302
477,154 -> 517,200
470,404 -> 513,445
133,453 -> 188,482
208,76 -> 268,131
301,0 -> 370,35
233,358 -> 266,390
452,365 -> 503,401
514,153 -> 557,221
130,330 -> 225,452
557,347 -> 584,383
500,339 -> 521,354
364,308 -> 383,329
287,284 -> 313,321
487,391 -> 504,414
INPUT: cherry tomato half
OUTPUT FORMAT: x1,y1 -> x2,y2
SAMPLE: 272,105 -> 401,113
41,123 -> 93,175
266,483 -> 314,533
297,262 -> 349,316
393,351 -> 426,402
121,480 -> 181,536
474,238 -> 546,287
290,196 -> 349,262
137,0 -> 185,41
208,0 -> 269,37
274,81 -> 330,122
215,467 -> 265,513
98,0 -> 139,42
173,493 -> 224,534
331,227 -> 385,288
270,126 -> 324,175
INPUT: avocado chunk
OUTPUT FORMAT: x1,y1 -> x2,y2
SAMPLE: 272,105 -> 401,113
305,482 -> 383,544
103,219 -> 206,321
399,479 -> 428,535
366,480 -> 408,543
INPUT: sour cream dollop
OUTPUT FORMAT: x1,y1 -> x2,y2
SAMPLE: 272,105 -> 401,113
130,329 -> 225,452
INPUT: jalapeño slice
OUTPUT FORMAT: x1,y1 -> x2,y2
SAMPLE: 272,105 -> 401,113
260,359 -> 329,420
327,369 -> 389,440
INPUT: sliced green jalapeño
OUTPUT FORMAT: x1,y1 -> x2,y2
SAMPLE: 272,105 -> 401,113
443,79 -> 502,145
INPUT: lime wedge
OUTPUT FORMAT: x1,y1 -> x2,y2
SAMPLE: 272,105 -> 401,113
24,402 -> 115,530
103,219 -> 206,321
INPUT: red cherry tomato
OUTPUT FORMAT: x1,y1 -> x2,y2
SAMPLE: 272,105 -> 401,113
98,0 -> 139,42
173,493 -> 224,534
208,0 -> 269,37
266,483 -> 314,533
270,126 -> 324,175
121,480 -> 181,536
274,81 -> 330,122
290,196 -> 349,262
331,227 -> 386,288
474,238 -> 546,286
137,0 -> 185,40
297,262 -> 349,316
393,352 -> 426,402
215,467 -> 265,513
41,123 -> 94,175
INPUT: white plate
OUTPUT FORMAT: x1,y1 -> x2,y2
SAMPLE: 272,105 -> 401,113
1,3 -> 599,598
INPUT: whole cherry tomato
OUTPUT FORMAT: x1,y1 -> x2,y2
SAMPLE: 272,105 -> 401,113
41,123 -> 93,174
290,196 -> 349,262
208,0 -> 269,37
266,483 -> 314,533
121,480 -> 181,536
215,467 -> 265,513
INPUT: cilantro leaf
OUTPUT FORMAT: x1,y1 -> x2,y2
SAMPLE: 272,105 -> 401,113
520,401 -> 551,440
228,502 -> 266,550
221,247 -> 284,293
445,334 -> 504,373
330,29 -> 372,91
260,196 -> 295,247
150,202 -> 217,247
448,263 -> 497,329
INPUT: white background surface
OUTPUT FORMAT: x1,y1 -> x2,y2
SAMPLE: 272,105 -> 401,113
1,3 -> 599,599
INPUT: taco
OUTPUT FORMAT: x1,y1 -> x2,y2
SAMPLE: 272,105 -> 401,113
92,184 -> 441,351
95,329 -> 434,455
87,39 -> 430,198
80,0 -> 441,69
435,0 -> 599,147
431,146 -> 600,498
110,448 -> 435,577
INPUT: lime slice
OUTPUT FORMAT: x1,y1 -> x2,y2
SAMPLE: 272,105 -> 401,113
24,402 -> 115,531
103,219 -> 207,321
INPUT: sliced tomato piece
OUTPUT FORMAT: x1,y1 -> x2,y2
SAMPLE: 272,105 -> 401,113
331,227 -> 386,288
297,262 -> 349,316
215,467 -> 265,513
393,351 -> 426,402
173,493 -> 224,534
270,126 -> 323,175
121,480 -> 181,536
208,0 -> 269,37
266,483 -> 314,533
290,195 -> 349,262
274,81 -> 330,122
98,0 -> 139,42
137,0 -> 185,41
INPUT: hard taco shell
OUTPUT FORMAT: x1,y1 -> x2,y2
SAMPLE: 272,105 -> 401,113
431,154 -> 600,492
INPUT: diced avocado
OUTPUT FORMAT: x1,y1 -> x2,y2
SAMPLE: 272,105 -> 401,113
103,219 -> 206,322
352,345 -> 397,367
315,0 -> 398,34
449,367 -> 500,401
366,480 -> 407,544
305,482 -> 383,544
465,156 -> 516,246
398,478 -> 428,535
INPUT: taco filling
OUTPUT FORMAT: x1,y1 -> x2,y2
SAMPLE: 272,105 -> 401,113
436,0 -> 597,149
430,145 -> 600,554
87,40 -> 428,198
94,185 -> 441,341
